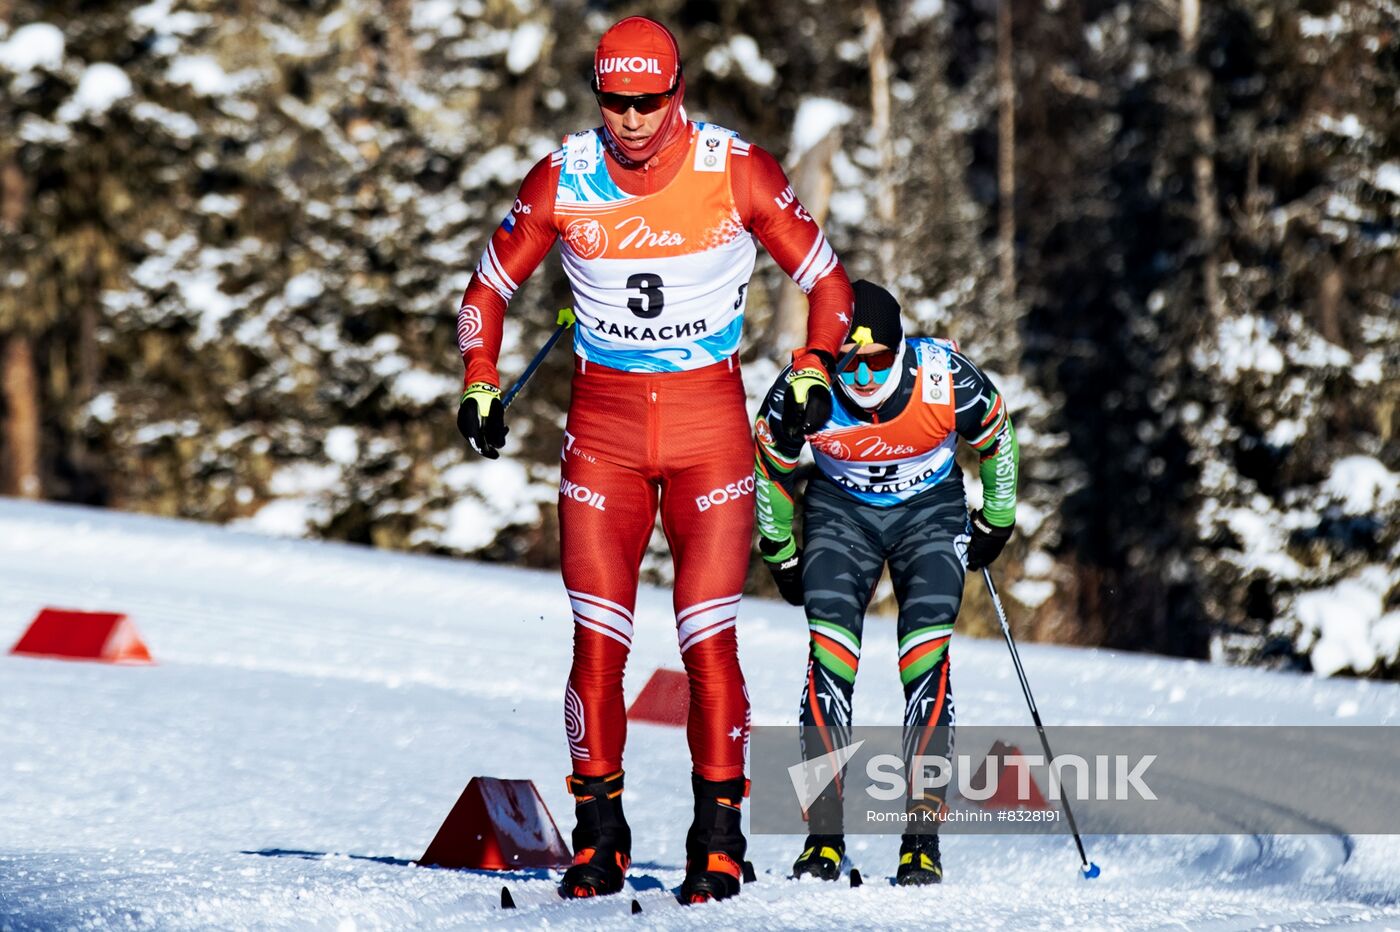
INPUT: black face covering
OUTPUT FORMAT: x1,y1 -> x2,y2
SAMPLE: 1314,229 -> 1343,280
850,280 -> 904,351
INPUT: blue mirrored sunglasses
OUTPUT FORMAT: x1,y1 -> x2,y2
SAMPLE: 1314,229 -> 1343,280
839,361 -> 892,387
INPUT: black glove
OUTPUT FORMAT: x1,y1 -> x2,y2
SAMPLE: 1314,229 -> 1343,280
782,365 -> 833,439
760,536 -> 805,606
966,509 -> 1014,571
457,382 -> 508,459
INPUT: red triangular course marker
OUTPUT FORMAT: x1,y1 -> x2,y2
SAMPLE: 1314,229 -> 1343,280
966,740 -> 1051,810
627,667 -> 689,726
420,777 -> 570,870
9,608 -> 153,664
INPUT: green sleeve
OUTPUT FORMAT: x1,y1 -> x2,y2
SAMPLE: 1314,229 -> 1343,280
971,406 -> 1019,527
951,349 -> 1020,528
755,440 -> 800,556
754,374 -> 805,559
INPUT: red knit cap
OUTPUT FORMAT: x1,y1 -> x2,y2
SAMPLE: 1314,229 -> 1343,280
593,16 -> 680,94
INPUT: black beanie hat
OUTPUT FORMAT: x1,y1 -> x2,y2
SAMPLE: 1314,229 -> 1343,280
850,280 -> 903,349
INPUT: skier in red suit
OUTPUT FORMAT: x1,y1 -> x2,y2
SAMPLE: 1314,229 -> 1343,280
454,16 -> 853,902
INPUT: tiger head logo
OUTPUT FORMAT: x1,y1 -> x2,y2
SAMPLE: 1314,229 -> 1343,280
565,219 -> 607,259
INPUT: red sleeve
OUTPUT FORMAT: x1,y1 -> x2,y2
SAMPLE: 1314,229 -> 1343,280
457,152 -> 560,387
733,144 -> 852,366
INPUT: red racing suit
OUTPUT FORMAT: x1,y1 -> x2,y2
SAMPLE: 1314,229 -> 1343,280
458,121 -> 852,781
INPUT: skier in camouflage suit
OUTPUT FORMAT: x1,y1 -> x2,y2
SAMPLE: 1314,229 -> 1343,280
752,280 -> 1020,885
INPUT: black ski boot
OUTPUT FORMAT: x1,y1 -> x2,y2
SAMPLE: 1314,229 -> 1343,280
895,833 -> 943,886
792,779 -> 844,880
679,774 -> 747,904
559,771 -> 631,899
791,833 -> 845,880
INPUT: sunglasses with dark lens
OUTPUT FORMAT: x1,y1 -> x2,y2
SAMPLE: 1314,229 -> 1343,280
841,349 -> 897,372
593,81 -> 678,115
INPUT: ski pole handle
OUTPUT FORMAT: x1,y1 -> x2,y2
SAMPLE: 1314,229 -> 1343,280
501,307 -> 575,410
832,326 -> 874,374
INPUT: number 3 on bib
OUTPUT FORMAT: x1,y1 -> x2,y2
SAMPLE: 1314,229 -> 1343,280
627,273 -> 665,319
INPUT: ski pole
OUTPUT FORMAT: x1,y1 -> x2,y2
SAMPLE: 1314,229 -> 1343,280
982,567 -> 1101,879
832,326 -> 874,374
501,306 -> 575,410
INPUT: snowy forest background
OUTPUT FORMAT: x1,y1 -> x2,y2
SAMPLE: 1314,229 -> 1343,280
0,0 -> 1395,677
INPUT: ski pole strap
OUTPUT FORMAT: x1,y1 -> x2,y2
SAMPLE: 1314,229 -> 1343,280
501,306 -> 575,410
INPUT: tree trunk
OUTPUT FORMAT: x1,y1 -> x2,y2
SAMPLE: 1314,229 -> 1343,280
767,128 -> 843,356
863,0 -> 897,286
996,0 -> 1017,307
0,158 -> 23,232
1317,260 -> 1344,345
2,332 -> 42,499
0,138 -> 37,498
1180,0 -> 1223,320
385,0 -> 418,80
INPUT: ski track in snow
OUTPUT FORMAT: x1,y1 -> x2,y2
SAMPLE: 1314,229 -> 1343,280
1,498 -> 1398,930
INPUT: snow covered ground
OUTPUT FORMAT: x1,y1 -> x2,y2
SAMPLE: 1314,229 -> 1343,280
1,498 -> 1398,930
